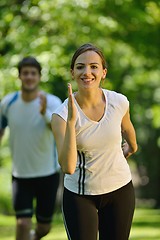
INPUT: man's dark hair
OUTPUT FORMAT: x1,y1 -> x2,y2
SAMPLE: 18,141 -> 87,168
18,56 -> 42,75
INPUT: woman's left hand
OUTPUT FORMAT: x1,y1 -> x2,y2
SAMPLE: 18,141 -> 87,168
122,140 -> 133,159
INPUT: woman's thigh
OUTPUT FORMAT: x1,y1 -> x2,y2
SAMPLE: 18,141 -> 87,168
98,181 -> 135,240
62,188 -> 98,240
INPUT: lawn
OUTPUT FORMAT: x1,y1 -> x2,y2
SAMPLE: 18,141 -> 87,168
130,208 -> 160,240
0,208 -> 160,240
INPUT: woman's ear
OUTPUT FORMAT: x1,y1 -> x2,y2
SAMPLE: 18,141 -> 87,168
102,68 -> 107,79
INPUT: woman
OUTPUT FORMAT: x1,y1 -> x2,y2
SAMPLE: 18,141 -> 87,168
51,43 -> 138,240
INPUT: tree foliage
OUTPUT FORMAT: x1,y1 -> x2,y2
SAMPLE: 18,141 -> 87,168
0,0 -> 160,206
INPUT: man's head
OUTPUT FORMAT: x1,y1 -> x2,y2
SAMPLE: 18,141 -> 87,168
18,57 -> 42,92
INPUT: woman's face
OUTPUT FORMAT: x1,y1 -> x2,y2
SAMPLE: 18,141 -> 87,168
71,50 -> 107,90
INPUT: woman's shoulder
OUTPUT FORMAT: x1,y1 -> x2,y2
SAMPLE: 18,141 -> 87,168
103,89 -> 128,103
52,98 -> 69,122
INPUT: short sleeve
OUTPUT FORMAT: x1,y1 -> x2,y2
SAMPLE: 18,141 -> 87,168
118,94 -> 129,117
46,93 -> 62,112
0,92 -> 19,129
52,98 -> 68,122
0,94 -> 12,129
43,93 -> 62,122
107,90 -> 129,118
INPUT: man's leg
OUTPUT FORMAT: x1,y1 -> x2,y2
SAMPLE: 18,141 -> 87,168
31,223 -> 51,240
12,176 -> 34,240
34,172 -> 60,239
16,218 -> 32,240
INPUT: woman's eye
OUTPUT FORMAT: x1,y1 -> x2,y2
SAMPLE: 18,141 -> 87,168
76,66 -> 83,69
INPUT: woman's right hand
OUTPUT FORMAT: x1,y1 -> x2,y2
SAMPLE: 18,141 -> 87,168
67,83 -> 77,124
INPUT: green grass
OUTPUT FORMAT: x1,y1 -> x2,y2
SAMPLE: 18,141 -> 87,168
0,212 -> 67,240
0,208 -> 160,240
130,208 -> 160,240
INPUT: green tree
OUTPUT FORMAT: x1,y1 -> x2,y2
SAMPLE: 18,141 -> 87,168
0,0 -> 160,206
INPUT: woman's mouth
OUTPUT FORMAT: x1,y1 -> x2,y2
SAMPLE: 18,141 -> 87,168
81,78 -> 94,83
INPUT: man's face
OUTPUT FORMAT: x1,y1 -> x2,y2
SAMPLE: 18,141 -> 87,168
19,66 -> 40,92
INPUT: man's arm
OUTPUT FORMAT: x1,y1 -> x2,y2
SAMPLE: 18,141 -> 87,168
39,93 -> 62,130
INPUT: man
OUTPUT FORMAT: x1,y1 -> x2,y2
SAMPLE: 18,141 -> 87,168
0,57 -> 62,240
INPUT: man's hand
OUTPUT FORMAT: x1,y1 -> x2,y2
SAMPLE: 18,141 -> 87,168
39,93 -> 47,115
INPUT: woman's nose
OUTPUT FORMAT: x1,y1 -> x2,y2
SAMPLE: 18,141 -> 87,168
83,66 -> 91,75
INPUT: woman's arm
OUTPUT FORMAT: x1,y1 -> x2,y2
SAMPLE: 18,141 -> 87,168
51,84 -> 77,174
121,109 -> 138,159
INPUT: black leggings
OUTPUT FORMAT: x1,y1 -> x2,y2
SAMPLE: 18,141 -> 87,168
62,181 -> 135,240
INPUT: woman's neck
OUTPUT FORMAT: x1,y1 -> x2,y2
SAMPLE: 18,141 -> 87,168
75,88 -> 105,108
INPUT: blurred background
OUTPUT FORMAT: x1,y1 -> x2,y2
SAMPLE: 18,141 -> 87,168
0,0 -> 160,239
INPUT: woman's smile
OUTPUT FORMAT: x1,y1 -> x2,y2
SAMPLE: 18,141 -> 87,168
80,77 -> 95,83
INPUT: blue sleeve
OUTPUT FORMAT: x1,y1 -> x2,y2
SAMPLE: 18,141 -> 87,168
0,92 -> 18,129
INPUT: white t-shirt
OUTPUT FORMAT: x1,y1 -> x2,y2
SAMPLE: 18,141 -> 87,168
53,89 -> 132,195
0,91 -> 62,178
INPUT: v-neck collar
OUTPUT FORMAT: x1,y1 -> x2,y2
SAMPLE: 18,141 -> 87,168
73,88 -> 108,124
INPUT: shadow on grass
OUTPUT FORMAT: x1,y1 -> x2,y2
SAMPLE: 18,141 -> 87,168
133,221 -> 160,227
131,238 -> 160,240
